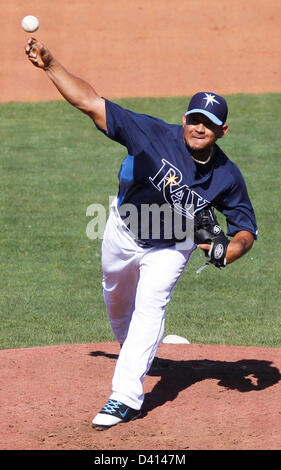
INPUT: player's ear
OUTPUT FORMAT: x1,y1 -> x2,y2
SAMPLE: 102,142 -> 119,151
222,124 -> 228,135
182,115 -> 186,127
217,124 -> 228,138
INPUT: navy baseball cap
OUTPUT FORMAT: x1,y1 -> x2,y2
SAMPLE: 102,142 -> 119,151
185,92 -> 228,126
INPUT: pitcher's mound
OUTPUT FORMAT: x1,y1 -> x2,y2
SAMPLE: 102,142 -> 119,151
1,342 -> 281,450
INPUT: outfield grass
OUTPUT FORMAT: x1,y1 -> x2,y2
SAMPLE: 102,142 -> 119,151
1,94 -> 280,349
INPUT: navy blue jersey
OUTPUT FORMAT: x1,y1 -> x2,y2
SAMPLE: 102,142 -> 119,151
97,99 -> 258,245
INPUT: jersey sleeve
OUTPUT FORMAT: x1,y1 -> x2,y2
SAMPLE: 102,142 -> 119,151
96,99 -> 168,155
216,167 -> 258,239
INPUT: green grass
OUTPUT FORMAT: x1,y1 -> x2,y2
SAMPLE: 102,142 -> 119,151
1,94 -> 280,349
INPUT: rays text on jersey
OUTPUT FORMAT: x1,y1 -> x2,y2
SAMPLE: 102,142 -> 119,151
149,158 -> 210,218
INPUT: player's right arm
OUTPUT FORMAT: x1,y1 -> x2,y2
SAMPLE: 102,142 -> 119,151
25,38 -> 107,131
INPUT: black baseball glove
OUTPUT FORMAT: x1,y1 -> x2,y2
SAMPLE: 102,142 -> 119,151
194,206 -> 230,269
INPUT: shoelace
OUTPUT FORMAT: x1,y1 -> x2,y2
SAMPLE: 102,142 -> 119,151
102,399 -> 123,414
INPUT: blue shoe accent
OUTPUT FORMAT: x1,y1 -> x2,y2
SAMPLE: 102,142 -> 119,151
101,399 -> 124,415
119,408 -> 129,419
92,398 -> 142,429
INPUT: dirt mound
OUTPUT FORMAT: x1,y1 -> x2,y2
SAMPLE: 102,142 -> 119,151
1,342 -> 281,450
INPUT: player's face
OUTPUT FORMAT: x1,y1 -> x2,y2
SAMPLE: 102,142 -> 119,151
182,113 -> 228,156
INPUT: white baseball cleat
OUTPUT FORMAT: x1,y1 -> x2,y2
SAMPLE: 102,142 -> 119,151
92,399 -> 142,430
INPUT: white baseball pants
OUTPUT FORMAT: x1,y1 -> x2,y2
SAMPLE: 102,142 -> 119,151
101,198 -> 195,410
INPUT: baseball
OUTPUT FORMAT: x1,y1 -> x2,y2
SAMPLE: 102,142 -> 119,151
21,15 -> 40,33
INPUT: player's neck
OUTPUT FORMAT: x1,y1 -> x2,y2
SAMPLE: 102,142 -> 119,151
189,146 -> 214,165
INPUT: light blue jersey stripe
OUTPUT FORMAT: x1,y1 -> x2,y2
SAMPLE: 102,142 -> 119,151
117,154 -> 134,207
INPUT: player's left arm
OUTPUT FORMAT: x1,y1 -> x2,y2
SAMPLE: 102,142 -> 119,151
210,166 -> 257,266
224,230 -> 254,264
198,230 -> 255,265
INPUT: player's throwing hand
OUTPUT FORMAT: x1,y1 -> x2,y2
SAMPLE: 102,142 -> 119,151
25,38 -> 53,69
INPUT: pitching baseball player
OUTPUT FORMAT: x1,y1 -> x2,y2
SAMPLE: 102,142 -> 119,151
25,38 -> 258,430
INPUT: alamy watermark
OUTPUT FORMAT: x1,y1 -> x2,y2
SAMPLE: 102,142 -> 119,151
86,197 -> 195,248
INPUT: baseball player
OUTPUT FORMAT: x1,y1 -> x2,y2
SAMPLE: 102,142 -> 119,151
25,38 -> 258,430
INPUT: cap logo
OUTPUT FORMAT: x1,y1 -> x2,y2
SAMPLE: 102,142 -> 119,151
203,93 -> 220,108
